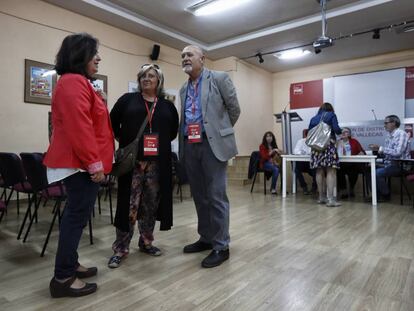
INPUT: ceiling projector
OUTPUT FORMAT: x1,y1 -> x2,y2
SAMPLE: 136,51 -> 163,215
313,35 -> 334,49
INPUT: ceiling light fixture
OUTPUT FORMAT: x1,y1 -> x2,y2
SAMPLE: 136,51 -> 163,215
256,53 -> 264,63
186,0 -> 251,17
403,25 -> 414,33
312,0 -> 334,54
274,49 -> 311,60
244,18 -> 414,64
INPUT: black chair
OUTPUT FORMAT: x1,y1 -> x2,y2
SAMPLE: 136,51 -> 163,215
396,159 -> 413,205
19,153 -> 68,256
407,173 -> 414,208
171,152 -> 189,202
0,152 -> 35,216
0,199 -> 6,223
96,175 -> 114,224
341,164 -> 371,198
248,151 -> 271,195
360,165 -> 371,198
0,174 -> 6,201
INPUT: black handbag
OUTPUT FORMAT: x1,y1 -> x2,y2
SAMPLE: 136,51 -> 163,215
110,104 -> 154,177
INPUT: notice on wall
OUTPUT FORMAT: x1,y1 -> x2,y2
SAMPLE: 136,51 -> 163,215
340,121 -> 387,150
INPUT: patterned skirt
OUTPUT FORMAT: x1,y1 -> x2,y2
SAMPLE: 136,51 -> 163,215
310,140 -> 340,169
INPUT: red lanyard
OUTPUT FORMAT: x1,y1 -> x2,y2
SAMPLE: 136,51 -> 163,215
187,80 -> 199,116
144,97 -> 157,133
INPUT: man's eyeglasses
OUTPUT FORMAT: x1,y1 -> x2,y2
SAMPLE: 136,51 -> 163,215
384,121 -> 392,124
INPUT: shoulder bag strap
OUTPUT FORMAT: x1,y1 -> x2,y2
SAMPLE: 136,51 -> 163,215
132,102 -> 156,143
319,112 -> 327,124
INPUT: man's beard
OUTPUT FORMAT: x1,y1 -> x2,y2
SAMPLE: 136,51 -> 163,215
182,65 -> 192,74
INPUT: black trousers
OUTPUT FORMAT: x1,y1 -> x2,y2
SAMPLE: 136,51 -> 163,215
54,172 -> 99,279
337,163 -> 364,191
295,162 -> 316,190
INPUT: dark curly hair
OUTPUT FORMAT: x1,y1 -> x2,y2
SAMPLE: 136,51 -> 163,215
318,102 -> 335,113
55,33 -> 98,79
261,131 -> 278,150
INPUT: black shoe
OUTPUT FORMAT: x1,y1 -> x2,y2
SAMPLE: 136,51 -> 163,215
139,237 -> 162,256
75,267 -> 97,279
378,195 -> 391,203
201,249 -> 229,268
183,241 -> 213,253
139,244 -> 162,256
50,276 -> 97,298
340,194 -> 349,199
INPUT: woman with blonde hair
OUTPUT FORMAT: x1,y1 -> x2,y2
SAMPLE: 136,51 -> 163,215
108,64 -> 179,268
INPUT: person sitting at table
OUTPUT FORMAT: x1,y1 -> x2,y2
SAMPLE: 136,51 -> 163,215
259,131 -> 283,194
336,127 -> 366,199
368,115 -> 410,202
293,129 -> 317,195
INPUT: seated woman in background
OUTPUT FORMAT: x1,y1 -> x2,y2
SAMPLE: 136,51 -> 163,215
259,131 -> 283,194
309,102 -> 342,207
108,64 -> 179,268
336,127 -> 366,199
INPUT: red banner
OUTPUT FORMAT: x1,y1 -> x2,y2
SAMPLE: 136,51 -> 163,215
290,80 -> 323,109
406,67 -> 414,99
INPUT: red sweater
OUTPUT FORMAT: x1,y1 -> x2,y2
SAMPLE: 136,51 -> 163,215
259,143 -> 274,168
339,137 -> 365,155
44,74 -> 114,174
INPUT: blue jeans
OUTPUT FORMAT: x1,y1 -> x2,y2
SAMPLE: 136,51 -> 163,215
263,161 -> 279,191
376,164 -> 401,197
54,172 -> 100,279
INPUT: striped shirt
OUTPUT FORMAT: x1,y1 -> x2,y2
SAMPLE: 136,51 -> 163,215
381,128 -> 411,166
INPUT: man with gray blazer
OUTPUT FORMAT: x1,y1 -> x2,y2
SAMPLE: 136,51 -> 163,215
179,45 -> 240,268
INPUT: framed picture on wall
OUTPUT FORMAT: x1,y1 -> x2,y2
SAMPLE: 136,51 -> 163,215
24,59 -> 57,105
91,74 -> 108,95
128,81 -> 138,93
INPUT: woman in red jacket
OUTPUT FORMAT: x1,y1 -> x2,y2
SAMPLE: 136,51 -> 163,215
259,131 -> 283,194
44,33 -> 114,298
336,127 -> 366,198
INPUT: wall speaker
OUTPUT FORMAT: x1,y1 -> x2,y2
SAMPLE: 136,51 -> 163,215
150,44 -> 160,61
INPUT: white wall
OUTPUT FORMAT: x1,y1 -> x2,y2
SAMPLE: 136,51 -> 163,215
0,0 -> 273,157
212,58 -> 274,155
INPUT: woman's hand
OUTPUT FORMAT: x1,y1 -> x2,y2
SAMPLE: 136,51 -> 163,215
91,171 -> 105,183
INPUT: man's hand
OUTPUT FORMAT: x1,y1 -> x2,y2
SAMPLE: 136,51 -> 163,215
368,144 -> 380,151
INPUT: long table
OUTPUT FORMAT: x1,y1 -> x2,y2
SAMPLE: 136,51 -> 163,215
281,154 -> 378,205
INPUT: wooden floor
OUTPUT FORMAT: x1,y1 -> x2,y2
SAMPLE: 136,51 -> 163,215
1,185 -> 414,311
